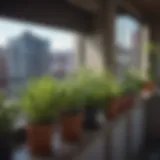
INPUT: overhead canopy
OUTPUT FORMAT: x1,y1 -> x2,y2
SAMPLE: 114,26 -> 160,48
0,0 -> 94,33
0,0 -> 160,32
68,0 -> 160,22
129,0 -> 160,22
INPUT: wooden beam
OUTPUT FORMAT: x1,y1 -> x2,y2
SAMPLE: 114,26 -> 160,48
119,1 -> 144,21
0,0 -> 94,33
100,0 -> 118,72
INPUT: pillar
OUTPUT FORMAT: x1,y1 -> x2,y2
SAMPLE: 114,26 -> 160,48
75,32 -> 105,71
139,24 -> 150,79
149,23 -> 160,84
100,1 -> 121,159
101,0 -> 118,73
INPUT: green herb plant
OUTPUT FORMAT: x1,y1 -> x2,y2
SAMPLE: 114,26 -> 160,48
122,68 -> 144,94
21,76 -> 61,124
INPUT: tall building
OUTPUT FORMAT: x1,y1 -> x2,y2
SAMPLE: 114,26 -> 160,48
7,31 -> 51,78
6,31 -> 51,97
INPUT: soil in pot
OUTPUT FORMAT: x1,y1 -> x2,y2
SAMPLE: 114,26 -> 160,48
27,124 -> 54,157
0,132 -> 13,160
61,111 -> 83,142
83,106 -> 99,131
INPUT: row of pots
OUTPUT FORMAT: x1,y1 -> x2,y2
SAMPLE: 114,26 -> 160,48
0,71 -> 155,159
31,80 -> 156,157
0,94 -> 136,159
27,87 -> 152,157
26,107 -> 99,157
0,92 -> 145,159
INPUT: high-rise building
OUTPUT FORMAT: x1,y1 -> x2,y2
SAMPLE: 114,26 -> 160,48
7,31 -> 51,78
6,31 -> 51,97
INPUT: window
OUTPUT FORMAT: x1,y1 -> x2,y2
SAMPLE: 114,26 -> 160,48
115,15 -> 141,78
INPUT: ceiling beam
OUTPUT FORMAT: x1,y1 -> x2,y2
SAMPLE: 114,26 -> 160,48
0,0 -> 94,33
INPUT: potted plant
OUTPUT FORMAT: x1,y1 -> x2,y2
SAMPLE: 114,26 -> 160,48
141,71 -> 156,94
20,76 -> 60,156
105,78 -> 122,120
0,93 -> 18,160
60,75 -> 86,142
119,69 -> 143,112
70,68 -> 111,131
82,70 -> 110,130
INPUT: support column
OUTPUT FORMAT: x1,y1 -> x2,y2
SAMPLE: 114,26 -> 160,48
74,34 -> 86,68
101,0 -> 118,73
139,24 -> 150,79
149,23 -> 160,84
100,1 -> 121,159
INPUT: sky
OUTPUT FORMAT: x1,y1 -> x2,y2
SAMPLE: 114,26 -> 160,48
0,16 -> 75,51
0,15 -> 139,51
116,16 -> 139,48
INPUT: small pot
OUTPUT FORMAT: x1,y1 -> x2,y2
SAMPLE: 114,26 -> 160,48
83,106 -> 99,131
27,124 -> 54,156
142,81 -> 156,92
61,111 -> 83,142
127,94 -> 135,107
0,132 -> 12,160
106,96 -> 121,120
118,94 -> 135,112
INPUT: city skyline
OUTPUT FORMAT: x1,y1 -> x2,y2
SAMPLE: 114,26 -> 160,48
0,15 -> 140,55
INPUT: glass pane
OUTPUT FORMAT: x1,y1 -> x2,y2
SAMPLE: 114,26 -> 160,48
115,15 -> 140,78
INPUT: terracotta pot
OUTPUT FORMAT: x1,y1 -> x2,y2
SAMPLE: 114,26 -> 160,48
119,94 -> 135,112
61,112 -> 83,142
117,95 -> 126,112
27,124 -> 54,156
142,81 -> 156,92
107,96 -> 121,120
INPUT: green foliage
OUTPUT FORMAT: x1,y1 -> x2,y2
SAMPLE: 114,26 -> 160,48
122,68 -> 144,93
58,74 -> 86,112
62,68 -> 122,109
20,68 -> 124,118
20,76 -> 61,124
76,70 -> 110,107
105,71 -> 122,97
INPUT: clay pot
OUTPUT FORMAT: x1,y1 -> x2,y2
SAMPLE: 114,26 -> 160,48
119,94 -> 135,112
61,112 -> 83,142
107,96 -> 121,120
142,81 -> 156,92
27,124 -> 54,156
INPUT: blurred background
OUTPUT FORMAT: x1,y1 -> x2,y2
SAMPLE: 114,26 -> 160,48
0,14 -> 142,98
